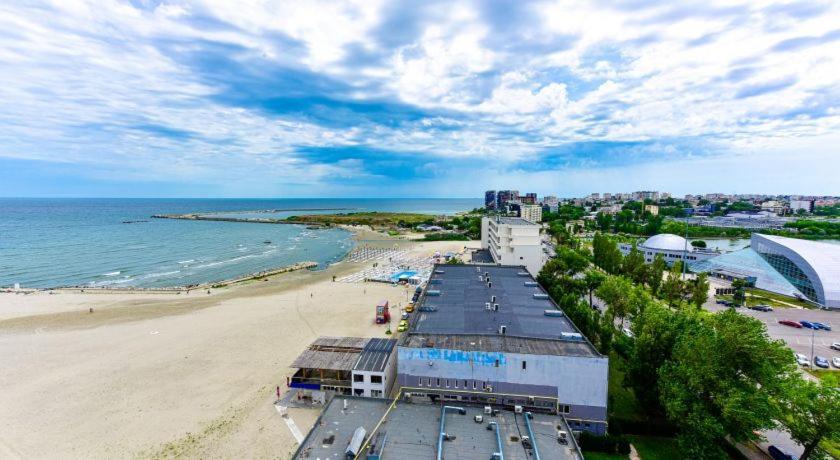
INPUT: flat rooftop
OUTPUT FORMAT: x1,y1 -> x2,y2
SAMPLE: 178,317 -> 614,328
490,217 -> 539,226
293,395 -> 583,460
402,264 -> 598,357
290,336 -> 397,373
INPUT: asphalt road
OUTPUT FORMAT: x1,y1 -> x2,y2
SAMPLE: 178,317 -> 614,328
705,301 -> 840,365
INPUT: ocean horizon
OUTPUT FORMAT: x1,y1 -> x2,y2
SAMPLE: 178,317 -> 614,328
0,197 -> 481,289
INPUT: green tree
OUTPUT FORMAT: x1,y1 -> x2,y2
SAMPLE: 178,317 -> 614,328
648,253 -> 667,295
596,275 -> 634,327
596,212 -> 613,232
583,270 -> 606,309
779,378 -> 840,460
690,273 -> 710,310
622,244 -> 647,285
659,309 -> 797,459
627,302 -> 690,413
660,263 -> 685,308
731,278 -> 746,307
593,233 -> 623,274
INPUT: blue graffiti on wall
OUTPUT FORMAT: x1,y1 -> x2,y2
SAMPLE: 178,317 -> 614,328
399,348 -> 506,367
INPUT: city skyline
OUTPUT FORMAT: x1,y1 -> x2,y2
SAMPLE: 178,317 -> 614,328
2,1 -> 840,197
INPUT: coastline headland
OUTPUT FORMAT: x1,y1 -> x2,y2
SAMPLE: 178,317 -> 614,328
152,214 -> 329,226
151,207 -> 357,226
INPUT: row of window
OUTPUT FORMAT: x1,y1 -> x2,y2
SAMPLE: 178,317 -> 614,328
352,373 -> 383,385
417,377 -> 488,390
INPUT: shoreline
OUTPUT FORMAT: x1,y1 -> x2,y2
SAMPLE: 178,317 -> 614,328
1,224 -> 384,294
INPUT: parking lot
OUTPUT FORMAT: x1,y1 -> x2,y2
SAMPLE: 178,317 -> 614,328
705,301 -> 840,366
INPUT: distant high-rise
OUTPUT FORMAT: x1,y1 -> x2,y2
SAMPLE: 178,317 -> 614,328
484,190 -> 497,210
497,190 -> 519,209
522,192 -> 537,204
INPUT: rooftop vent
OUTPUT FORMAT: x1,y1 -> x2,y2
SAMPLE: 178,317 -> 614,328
434,269 -> 445,274
544,310 -> 564,317
493,304 -> 499,311
560,332 -> 583,340
524,281 -> 538,287
491,295 -> 496,303
487,282 -> 492,288
517,272 -> 530,277
426,290 -> 441,296
533,293 -> 549,300
499,325 -> 507,335
430,279 -> 442,285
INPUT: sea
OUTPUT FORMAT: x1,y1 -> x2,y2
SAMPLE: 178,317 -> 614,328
0,198 -> 480,289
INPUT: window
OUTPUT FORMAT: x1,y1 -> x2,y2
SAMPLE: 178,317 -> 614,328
446,379 -> 450,388
472,381 -> 477,390
560,404 -> 571,414
370,375 -> 382,384
454,380 -> 458,388
494,359 -> 499,367
522,361 -> 527,370
437,378 -> 441,387
353,374 -> 364,383
371,390 -> 383,398
464,380 -> 468,388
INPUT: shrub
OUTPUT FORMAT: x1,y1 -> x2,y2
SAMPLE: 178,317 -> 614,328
608,416 -> 678,437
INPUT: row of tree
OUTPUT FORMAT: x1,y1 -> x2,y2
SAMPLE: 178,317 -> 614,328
540,232 -> 839,459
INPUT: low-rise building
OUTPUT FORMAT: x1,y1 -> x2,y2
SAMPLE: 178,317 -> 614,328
619,234 -> 720,265
293,392 -> 584,460
644,204 -> 659,216
396,264 -> 609,434
481,217 -> 544,276
288,336 -> 397,398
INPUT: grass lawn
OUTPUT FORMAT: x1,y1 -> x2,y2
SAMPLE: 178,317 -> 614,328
628,436 -> 681,460
808,369 -> 840,387
584,452 -> 628,460
715,289 -> 813,309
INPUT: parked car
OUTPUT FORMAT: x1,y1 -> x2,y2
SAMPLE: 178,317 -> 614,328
832,357 -> 840,369
795,353 -> 811,367
768,445 -> 795,460
812,322 -> 832,331
622,327 -> 634,338
715,299 -> 728,305
750,305 -> 773,312
800,320 -> 819,329
814,356 -> 829,369
778,320 -> 802,328
397,319 -> 408,332
401,312 -> 409,320
832,342 -> 840,351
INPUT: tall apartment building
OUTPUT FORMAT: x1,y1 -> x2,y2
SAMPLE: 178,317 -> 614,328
496,190 -> 519,209
484,190 -> 497,210
481,217 -> 544,276
520,204 -> 543,223
522,192 -> 537,204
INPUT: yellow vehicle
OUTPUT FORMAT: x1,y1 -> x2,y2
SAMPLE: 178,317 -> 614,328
404,303 -> 414,313
397,319 -> 408,332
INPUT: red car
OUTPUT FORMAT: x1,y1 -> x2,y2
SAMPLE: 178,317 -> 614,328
778,320 -> 802,328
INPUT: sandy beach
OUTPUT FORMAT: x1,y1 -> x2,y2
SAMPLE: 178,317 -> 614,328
0,232 -> 479,459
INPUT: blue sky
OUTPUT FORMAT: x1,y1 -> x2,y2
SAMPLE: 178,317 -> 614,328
1,0 -> 839,197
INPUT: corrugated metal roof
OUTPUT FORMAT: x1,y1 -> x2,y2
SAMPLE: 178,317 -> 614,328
290,336 -> 370,371
353,338 -> 397,372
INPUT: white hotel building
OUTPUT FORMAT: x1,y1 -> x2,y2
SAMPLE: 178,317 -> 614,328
480,216 -> 545,276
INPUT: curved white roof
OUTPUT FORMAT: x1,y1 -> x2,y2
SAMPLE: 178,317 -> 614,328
752,234 -> 840,309
642,234 -> 689,252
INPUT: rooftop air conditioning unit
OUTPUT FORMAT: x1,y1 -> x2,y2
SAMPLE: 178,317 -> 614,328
484,406 -> 492,414
485,302 -> 491,310
514,405 -> 523,414
487,282 -> 492,288
499,325 -> 506,335
493,304 -> 499,311
491,295 -> 496,303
